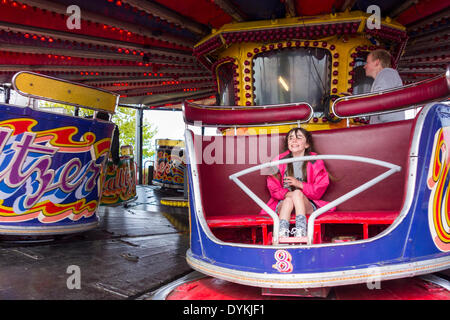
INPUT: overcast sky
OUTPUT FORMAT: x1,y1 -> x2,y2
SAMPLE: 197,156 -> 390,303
144,109 -> 218,152
144,110 -> 185,142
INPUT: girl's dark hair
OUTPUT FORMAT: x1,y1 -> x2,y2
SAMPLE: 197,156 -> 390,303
284,127 -> 313,180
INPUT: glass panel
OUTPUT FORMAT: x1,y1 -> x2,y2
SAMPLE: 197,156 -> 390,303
0,86 -> 5,103
253,48 -> 331,113
216,62 -> 235,106
352,56 -> 373,95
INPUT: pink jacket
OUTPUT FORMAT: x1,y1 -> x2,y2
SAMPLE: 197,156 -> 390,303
259,151 -> 336,215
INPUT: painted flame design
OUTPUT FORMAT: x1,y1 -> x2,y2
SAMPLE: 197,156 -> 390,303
427,128 -> 450,251
0,198 -> 98,223
0,118 -> 111,223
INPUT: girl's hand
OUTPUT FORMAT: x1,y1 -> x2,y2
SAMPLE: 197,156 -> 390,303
283,176 -> 303,189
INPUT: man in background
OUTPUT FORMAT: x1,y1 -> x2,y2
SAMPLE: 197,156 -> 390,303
96,111 -> 121,165
364,49 -> 404,124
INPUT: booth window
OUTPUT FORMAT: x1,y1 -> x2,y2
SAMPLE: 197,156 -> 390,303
352,56 -> 374,95
0,86 -> 5,103
252,47 -> 331,113
216,62 -> 235,106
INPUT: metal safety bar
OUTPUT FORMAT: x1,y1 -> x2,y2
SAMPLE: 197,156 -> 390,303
229,155 -> 401,245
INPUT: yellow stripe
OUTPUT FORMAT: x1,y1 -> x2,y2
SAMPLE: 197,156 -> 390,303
156,139 -> 185,147
13,72 -> 118,113
160,199 -> 188,207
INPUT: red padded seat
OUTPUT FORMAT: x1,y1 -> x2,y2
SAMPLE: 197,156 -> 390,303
196,119 -> 414,245
207,210 -> 399,244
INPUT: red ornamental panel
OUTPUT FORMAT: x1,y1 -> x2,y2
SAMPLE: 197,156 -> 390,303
152,0 -> 232,29
0,0 -> 190,51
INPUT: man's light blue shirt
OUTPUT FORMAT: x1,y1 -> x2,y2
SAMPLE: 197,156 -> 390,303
369,68 -> 404,124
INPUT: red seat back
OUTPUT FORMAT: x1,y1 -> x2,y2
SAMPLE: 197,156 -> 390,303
194,120 -> 413,218
195,134 -> 282,217
314,120 -> 413,211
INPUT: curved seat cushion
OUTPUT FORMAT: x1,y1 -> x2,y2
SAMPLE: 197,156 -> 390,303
333,75 -> 449,117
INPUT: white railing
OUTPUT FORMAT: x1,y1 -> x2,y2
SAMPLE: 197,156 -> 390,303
229,155 -> 401,245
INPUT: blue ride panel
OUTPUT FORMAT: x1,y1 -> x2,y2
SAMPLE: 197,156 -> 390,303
0,104 -> 114,235
403,103 -> 450,258
186,103 -> 450,288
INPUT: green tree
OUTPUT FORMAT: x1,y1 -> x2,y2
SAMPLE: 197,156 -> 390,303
112,106 -> 157,159
39,101 -> 93,117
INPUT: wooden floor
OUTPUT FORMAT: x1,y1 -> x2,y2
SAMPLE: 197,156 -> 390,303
0,185 -> 191,300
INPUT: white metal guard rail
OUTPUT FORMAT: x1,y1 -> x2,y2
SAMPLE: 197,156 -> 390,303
229,155 -> 401,245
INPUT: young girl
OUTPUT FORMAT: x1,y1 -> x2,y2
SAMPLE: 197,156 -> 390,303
260,127 -> 335,238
